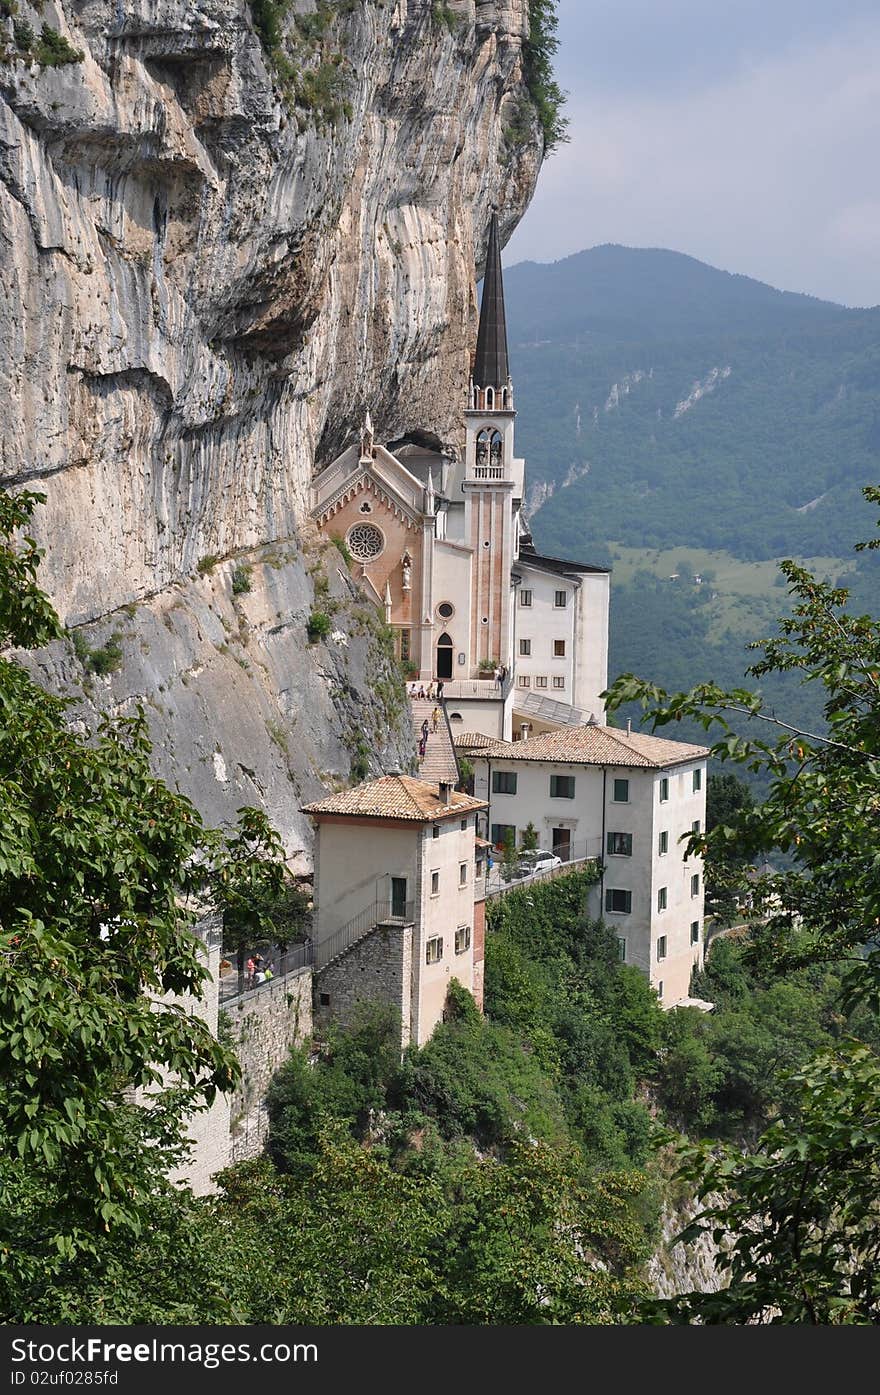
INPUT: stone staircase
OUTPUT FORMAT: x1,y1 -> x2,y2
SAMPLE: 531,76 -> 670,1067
315,897 -> 414,972
410,697 -> 459,785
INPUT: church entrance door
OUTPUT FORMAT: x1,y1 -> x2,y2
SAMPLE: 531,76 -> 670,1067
436,633 -> 454,679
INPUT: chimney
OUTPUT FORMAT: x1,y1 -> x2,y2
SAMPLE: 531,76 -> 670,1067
520,722 -> 529,742
438,781 -> 452,806
626,719 -> 632,737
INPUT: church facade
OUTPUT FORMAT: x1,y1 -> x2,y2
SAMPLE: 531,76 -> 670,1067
312,214 -> 610,740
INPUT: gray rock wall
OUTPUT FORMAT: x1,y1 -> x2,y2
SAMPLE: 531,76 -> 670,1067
1,0 -> 543,847
1,0 -> 543,842
22,537 -> 416,859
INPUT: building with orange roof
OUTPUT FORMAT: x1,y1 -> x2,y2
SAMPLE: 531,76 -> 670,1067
455,725 -> 709,1006
303,774 -> 488,1045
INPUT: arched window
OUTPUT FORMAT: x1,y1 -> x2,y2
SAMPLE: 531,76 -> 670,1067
476,428 -> 503,468
485,387 -> 495,409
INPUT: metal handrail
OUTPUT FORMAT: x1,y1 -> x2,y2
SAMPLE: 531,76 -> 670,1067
485,850 -> 602,901
439,697 -> 461,783
315,898 -> 414,970
219,940 -> 314,1002
441,672 -> 512,700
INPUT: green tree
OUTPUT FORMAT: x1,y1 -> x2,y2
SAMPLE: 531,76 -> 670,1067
210,807 -> 288,976
264,878 -> 311,951
0,491 -> 295,1302
605,485 -> 880,1319
665,1045 -> 880,1324
705,772 -> 755,921
521,0 -> 569,153
520,820 -> 539,850
500,826 -> 518,882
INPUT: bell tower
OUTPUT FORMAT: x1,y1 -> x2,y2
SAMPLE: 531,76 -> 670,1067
464,211 -> 517,677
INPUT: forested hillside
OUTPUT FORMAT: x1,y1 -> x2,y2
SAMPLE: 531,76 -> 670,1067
507,244 -> 880,562
505,247 -> 880,734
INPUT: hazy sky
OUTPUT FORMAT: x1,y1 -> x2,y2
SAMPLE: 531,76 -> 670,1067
505,0 -> 880,307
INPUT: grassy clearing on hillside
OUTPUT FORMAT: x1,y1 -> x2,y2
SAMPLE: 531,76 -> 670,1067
607,544 -> 856,642
607,543 -> 855,590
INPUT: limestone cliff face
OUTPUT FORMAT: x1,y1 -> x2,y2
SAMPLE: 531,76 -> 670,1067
1,0 -> 543,854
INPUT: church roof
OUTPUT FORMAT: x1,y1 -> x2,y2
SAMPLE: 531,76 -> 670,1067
453,725 -> 708,770
473,211 -> 510,389
304,774 -> 487,822
516,543 -> 611,577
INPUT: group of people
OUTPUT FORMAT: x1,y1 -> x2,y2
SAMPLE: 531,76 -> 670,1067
244,953 -> 276,987
408,680 -> 445,701
417,707 -> 442,758
493,663 -> 508,688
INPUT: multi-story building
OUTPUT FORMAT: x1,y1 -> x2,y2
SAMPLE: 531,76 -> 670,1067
455,725 -> 709,1007
311,213 -> 610,739
510,546 -> 610,734
303,774 -> 488,1046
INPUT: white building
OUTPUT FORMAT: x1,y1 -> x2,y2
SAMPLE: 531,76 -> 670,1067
304,775 -> 488,1046
311,212 -> 610,740
455,725 -> 709,1007
510,547 -> 610,735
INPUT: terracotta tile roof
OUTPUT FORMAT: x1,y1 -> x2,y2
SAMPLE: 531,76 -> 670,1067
452,730 -> 498,749
303,774 -> 487,822
453,724 -> 708,769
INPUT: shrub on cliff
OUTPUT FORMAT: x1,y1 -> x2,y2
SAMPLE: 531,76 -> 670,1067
523,0 -> 569,153
306,608 -> 331,641
34,23 -> 84,66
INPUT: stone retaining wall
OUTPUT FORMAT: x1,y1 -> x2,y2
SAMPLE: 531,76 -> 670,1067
223,968 -> 314,1164
314,922 -> 413,1047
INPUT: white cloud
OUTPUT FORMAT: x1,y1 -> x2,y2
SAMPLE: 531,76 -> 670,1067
506,20 -> 880,306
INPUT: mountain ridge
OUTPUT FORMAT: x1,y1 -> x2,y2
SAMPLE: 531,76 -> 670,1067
507,243 -> 877,328
503,244 -> 880,563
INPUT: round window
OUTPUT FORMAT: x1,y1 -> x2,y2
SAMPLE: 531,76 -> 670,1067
437,601 -> 454,619
346,522 -> 385,561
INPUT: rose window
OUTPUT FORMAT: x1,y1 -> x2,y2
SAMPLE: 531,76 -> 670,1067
346,522 -> 385,561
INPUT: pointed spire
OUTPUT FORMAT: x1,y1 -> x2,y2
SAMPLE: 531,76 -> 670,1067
360,411 -> 375,463
473,211 -> 510,392
426,468 -> 435,511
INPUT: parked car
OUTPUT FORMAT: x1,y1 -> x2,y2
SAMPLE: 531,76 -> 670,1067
514,849 -> 562,877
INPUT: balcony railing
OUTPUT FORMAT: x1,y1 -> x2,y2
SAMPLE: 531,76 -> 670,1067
472,464 -> 505,480
315,898 -> 415,971
482,837 -> 603,900
219,940 -> 314,1002
441,671 -> 513,701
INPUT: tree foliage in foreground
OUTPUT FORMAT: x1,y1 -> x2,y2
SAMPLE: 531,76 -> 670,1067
664,1045 -> 880,1324
0,491 -> 286,1301
606,485 -> 880,1322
